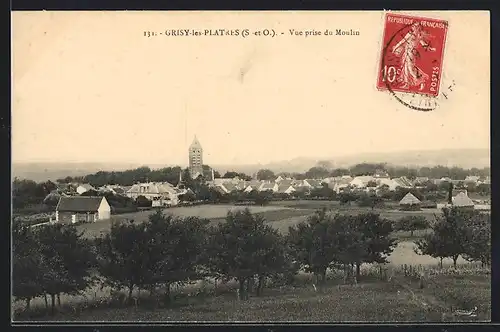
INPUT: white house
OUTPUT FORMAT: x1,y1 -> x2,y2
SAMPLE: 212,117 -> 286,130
126,182 -> 179,206
55,196 -> 111,224
376,178 -> 400,191
76,183 -> 95,195
464,176 -> 480,184
350,176 -> 374,189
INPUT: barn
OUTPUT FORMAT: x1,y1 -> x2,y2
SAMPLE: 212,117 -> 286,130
55,196 -> 111,224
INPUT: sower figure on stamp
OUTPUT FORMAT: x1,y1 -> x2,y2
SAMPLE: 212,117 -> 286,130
391,23 -> 436,91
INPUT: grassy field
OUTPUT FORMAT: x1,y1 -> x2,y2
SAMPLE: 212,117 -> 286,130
77,200 -> 442,239
12,240 -> 477,315
20,266 -> 490,322
77,204 -> 296,238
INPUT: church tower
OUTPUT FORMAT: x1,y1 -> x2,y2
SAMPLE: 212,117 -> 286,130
188,135 -> 203,178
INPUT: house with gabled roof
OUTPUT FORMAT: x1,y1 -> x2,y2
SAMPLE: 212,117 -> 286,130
277,184 -> 296,195
326,177 -> 351,193
126,182 -> 179,206
275,175 -> 285,183
217,182 -> 239,194
350,176 -> 374,189
56,196 -> 111,224
278,179 -> 294,187
452,191 -> 475,209
304,179 -> 323,188
399,192 -> 421,210
244,180 -> 263,193
413,177 -> 430,186
376,178 -> 400,191
259,182 -> 278,192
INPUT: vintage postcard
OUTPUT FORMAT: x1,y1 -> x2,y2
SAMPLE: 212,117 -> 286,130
11,11 -> 490,322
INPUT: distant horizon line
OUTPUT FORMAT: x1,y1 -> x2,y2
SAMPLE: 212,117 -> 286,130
11,147 -> 491,166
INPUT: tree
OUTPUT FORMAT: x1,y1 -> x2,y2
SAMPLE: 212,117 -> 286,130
414,207 -> 470,268
310,186 -> 335,200
356,193 -> 383,210
207,209 -> 287,300
316,160 -> 334,170
143,211 -> 209,304
447,182 -> 454,204
394,215 -> 429,237
136,195 -> 152,207
180,168 -> 195,189
254,190 -> 272,206
96,220 -> 150,302
414,231 -> 450,268
12,224 -> 44,310
462,212 -> 491,267
256,169 -> 275,181
222,171 -> 251,180
350,163 -> 386,176
352,213 -> 396,280
305,167 -> 330,179
330,168 -> 350,177
339,191 -> 357,206
287,208 -> 337,287
179,190 -> 197,203
35,224 -> 96,314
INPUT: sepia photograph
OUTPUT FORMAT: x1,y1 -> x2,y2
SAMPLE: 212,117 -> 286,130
11,10 -> 490,322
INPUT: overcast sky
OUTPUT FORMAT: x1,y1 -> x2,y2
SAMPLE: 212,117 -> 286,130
12,11 -> 490,165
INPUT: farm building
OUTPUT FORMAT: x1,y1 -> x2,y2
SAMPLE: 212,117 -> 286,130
55,196 -> 111,224
452,191 -> 475,209
399,192 -> 421,210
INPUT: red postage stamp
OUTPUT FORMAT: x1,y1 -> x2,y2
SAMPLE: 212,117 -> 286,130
377,13 -> 448,97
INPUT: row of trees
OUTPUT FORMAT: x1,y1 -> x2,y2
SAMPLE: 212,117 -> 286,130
52,163 -> 490,187
416,208 -> 491,268
13,206 -> 490,314
12,179 -> 58,209
13,208 -> 395,312
268,163 -> 490,181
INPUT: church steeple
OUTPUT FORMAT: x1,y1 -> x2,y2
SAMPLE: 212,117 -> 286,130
190,135 -> 202,150
188,135 -> 203,178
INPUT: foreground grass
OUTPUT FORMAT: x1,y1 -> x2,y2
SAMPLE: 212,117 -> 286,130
17,271 -> 490,322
